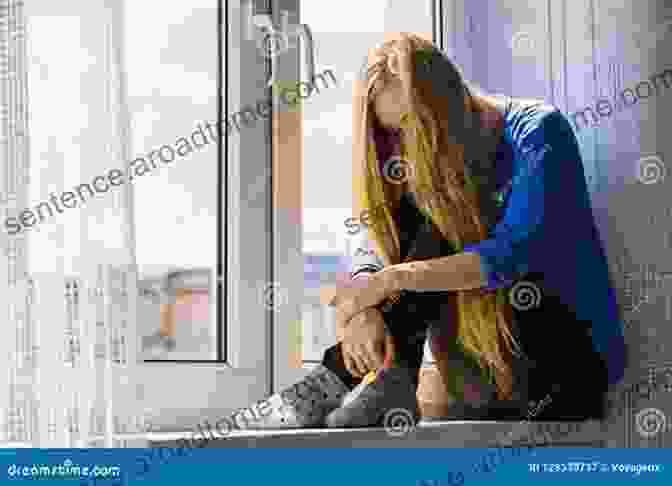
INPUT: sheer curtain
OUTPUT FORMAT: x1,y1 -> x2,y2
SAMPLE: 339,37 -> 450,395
1,0 -> 142,448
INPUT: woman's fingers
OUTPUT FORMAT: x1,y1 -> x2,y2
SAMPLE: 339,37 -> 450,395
342,342 -> 356,376
358,344 -> 374,371
345,309 -> 386,372
351,347 -> 369,377
343,342 -> 366,378
343,353 -> 360,378
364,340 -> 384,370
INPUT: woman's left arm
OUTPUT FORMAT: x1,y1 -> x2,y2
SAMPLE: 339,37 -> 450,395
387,111 -> 567,294
333,110 -> 574,318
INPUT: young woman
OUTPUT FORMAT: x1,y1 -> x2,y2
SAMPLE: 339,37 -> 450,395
224,33 -> 626,430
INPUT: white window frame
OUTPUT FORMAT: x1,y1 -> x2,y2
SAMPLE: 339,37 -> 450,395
131,0 -> 273,433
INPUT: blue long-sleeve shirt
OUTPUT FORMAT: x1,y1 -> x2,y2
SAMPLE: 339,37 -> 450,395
460,96 -> 625,385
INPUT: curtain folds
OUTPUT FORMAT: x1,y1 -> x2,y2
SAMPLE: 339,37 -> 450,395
1,0 -> 141,448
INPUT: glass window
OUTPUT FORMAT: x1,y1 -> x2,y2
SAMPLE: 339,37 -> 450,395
124,0 -> 220,361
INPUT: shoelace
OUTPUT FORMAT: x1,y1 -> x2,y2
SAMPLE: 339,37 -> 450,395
342,371 -> 380,410
348,369 -> 410,415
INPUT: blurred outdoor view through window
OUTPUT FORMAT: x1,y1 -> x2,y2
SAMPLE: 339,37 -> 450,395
300,1 -> 426,362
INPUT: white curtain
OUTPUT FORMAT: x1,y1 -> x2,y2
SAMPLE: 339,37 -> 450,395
1,0 -> 142,448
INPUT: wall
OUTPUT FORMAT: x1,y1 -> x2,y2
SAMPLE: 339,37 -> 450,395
439,0 -> 672,447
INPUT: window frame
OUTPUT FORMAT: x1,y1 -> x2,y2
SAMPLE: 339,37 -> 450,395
129,0 -> 274,433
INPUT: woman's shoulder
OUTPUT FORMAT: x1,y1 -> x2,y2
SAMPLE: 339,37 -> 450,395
502,98 -> 573,160
503,97 -> 562,138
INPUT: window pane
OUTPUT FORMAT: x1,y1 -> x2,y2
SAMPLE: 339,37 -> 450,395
124,1 -> 219,361
299,1 -> 387,361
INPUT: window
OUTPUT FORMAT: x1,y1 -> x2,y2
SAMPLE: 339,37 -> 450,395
122,0 -> 271,433
124,0 -> 220,362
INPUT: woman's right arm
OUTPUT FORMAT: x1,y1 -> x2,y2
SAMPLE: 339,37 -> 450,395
331,225 -> 386,342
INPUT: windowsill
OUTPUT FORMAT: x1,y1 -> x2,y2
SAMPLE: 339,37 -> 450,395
0,442 -> 33,448
7,420 -> 605,448
146,419 -> 606,448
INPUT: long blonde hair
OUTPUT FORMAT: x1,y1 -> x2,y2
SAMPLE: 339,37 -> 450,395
353,33 -> 521,400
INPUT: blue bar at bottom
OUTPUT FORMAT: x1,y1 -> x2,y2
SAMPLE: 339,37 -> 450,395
1,448 -> 670,486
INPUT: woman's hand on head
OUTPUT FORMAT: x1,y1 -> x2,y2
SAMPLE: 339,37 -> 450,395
341,307 -> 388,378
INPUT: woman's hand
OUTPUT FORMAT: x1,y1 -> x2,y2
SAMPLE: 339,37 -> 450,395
331,272 -> 399,327
341,307 -> 389,378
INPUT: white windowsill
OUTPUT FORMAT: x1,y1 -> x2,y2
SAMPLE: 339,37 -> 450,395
4,420 -> 606,448
143,419 -> 606,448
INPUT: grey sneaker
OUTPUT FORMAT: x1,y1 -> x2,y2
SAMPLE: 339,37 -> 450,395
325,367 -> 421,429
225,365 -> 351,430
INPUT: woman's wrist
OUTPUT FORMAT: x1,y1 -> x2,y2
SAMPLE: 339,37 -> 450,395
378,262 -> 417,293
379,254 -> 486,292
